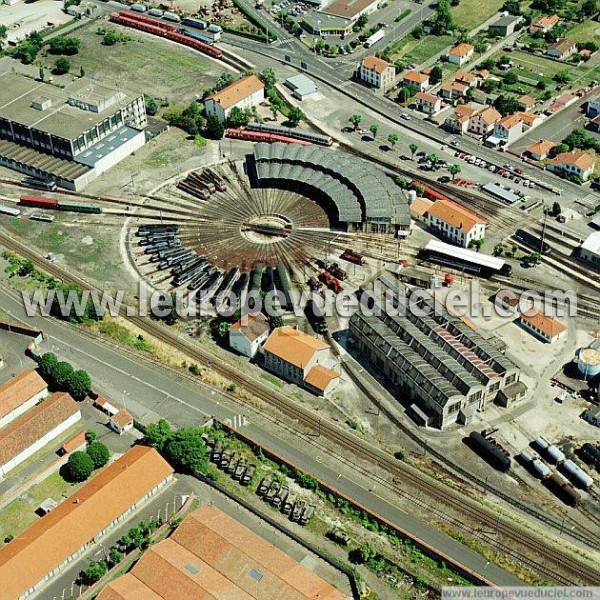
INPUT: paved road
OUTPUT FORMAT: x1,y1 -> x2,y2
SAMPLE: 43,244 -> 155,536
0,283 -> 521,586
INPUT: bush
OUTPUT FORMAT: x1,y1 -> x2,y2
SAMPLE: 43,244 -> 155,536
81,560 -> 107,585
48,36 -> 81,55
67,451 -> 94,482
53,57 -> 70,75
86,441 -> 110,469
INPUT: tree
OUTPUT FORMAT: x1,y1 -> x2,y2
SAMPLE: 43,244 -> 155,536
18,259 -> 34,277
387,133 -> 399,149
48,36 -> 81,55
449,164 -> 462,180
551,201 -> 562,216
260,67 -> 277,88
369,124 -> 379,138
108,547 -> 122,567
431,0 -> 455,35
493,95 -> 520,116
504,71 -> 518,85
227,106 -> 251,128
0,25 -> 7,51
271,315 -> 284,328
582,0 -> 598,16
165,428 -> 209,473
429,65 -> 443,85
314,38 -> 325,54
38,66 -> 45,82
86,441 -> 110,469
553,70 -> 570,84
395,176 -> 409,189
502,0 -> 521,14
53,57 -> 70,75
67,451 -> 94,482
79,66 -> 85,78
81,560 -> 107,585
145,419 -> 173,452
356,14 -> 368,28
411,25 -> 425,39
38,352 -> 58,380
53,361 -> 74,389
349,114 -> 362,130
397,83 -> 417,104
427,153 -> 439,165
468,238 -> 485,251
144,95 -> 159,116
103,30 -> 119,46
286,106 -> 304,127
214,72 -> 236,92
409,143 -> 418,159
205,114 -> 225,140
349,541 -> 377,564
85,430 -> 97,443
67,369 -> 91,400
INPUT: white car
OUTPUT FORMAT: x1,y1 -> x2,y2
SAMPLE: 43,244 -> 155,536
401,113 -> 411,120
488,165 -> 496,172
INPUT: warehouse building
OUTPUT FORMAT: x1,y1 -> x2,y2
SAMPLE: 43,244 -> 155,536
0,446 -> 174,599
349,276 -> 525,429
204,75 -> 265,123
98,505 -> 346,599
0,392 -> 80,477
0,69 -> 147,190
251,142 -> 411,236
318,0 -> 379,22
0,369 -> 48,430
580,231 -> 600,269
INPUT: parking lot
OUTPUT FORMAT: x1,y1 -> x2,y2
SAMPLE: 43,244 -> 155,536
0,0 -> 71,44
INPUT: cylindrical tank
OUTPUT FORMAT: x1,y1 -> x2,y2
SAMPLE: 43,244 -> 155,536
577,342 -> 600,381
407,190 -> 417,204
547,445 -> 565,464
520,449 -> 534,463
562,459 -> 594,489
535,436 -> 549,451
532,459 -> 551,479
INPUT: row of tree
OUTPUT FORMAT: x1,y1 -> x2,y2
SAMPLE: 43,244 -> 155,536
38,352 -> 92,400
65,435 -> 110,483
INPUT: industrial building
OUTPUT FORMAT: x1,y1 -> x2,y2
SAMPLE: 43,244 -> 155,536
349,276 -> 525,429
426,199 -> 487,248
285,74 -> 319,100
318,0 -> 379,22
0,446 -> 174,599
204,75 -> 265,123
580,232 -> 600,269
251,142 -> 411,235
0,369 -> 48,430
0,68 -> 147,190
98,505 -> 346,599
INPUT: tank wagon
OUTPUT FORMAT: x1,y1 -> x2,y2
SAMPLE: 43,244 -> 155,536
469,431 -> 511,472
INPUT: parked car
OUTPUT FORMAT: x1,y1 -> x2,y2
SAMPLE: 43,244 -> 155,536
401,113 -> 411,120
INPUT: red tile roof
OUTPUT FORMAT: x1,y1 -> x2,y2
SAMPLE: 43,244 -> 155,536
0,370 -> 47,420
304,364 -> 340,391
521,311 -> 567,339
263,326 -> 328,369
449,43 -> 474,58
361,55 -> 391,73
403,70 -> 429,84
60,430 -> 86,454
209,75 -> 264,110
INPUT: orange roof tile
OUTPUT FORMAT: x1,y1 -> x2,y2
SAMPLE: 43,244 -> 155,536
519,94 -> 535,107
549,151 -> 595,171
60,430 -> 86,454
428,199 -> 485,233
229,312 -> 270,341
417,91 -> 438,103
304,364 -> 340,391
449,43 -> 474,58
263,326 -> 329,369
0,392 -> 79,466
455,104 -> 475,117
403,70 -> 429,84
209,75 -> 264,110
497,114 -> 522,129
0,446 -> 174,600
99,506 -> 345,600
409,197 -> 433,217
361,55 -> 390,74
111,409 -> 133,429
532,14 -> 559,29
474,107 -> 501,125
454,71 -> 476,84
521,311 -> 567,338
0,370 -> 47,420
526,139 -> 556,157
517,111 -> 539,126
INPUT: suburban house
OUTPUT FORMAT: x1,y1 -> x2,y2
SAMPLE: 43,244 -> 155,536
587,96 -> 600,118
518,94 -> 536,111
415,92 -> 442,115
426,199 -> 487,248
546,151 -> 596,181
546,38 -> 577,60
98,506 -> 346,600
204,75 -> 265,123
547,92 -> 578,114
402,70 -> 430,92
94,395 -> 119,416
0,392 -> 81,477
262,326 -> 339,396
580,232 -> 600,269
525,139 -> 557,161
468,107 -> 501,136
440,81 -> 468,100
520,311 -> 567,344
0,446 -> 174,600
110,409 -> 134,435
517,111 -> 543,130
488,14 -> 522,37
228,312 -> 270,358
488,114 -> 523,146
530,14 -> 559,33
358,56 -> 396,89
444,105 -> 474,134
0,369 -> 48,430
447,43 -> 474,66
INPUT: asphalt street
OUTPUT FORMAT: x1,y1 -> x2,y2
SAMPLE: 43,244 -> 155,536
0,283 -> 522,586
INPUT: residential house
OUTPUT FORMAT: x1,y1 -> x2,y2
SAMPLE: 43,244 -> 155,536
0,392 -> 81,477
447,43 -> 474,66
262,326 -> 339,396
358,56 -> 396,89
110,409 -> 134,435
590,114 -> 600,133
520,311 -> 567,344
517,111 -> 543,130
0,446 -> 174,600
454,71 -> 477,87
468,107 -> 501,136
518,94 -> 536,111
440,81 -> 467,100
444,105 -> 474,134
525,139 -> 557,161
303,364 -> 340,396
529,14 -> 559,33
488,14 -> 522,37
546,92 -> 578,114
0,369 -> 48,430
546,38 -> 577,60
546,151 -> 596,181
580,232 -> 600,269
488,113 -> 523,146
587,96 -> 600,118
426,199 -> 487,247
204,75 -> 265,123
415,92 -> 442,115
476,69 -> 490,82
402,70 -> 430,92
97,506 -> 346,600
94,395 -> 119,416
228,312 -> 270,358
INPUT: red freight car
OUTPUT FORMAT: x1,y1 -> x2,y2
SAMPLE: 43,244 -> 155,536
225,128 -> 311,145
119,11 -> 175,30
19,195 -> 59,209
319,270 -> 343,294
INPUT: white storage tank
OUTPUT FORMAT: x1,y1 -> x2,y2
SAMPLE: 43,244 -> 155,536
562,460 -> 594,489
532,459 -> 551,479
520,449 -> 534,463
407,190 -> 417,204
547,445 -> 565,464
577,341 -> 600,381
535,436 -> 549,451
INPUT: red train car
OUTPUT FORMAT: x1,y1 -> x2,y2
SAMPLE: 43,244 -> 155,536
165,30 -> 222,58
19,195 -> 58,209
119,11 -> 175,30
410,180 -> 450,203
225,128 -> 311,145
319,270 -> 343,294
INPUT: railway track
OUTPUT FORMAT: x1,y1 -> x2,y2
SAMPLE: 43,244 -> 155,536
0,232 -> 599,585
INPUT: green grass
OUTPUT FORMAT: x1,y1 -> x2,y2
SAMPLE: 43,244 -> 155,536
97,320 -> 155,353
509,50 -> 580,79
450,0 -> 504,31
388,34 -> 455,65
261,373 -> 285,388
565,18 -> 600,43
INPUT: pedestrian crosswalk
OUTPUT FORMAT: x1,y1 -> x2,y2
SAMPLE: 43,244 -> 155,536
339,80 -> 354,88
581,193 -> 599,207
